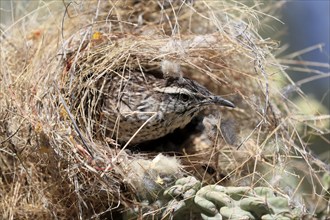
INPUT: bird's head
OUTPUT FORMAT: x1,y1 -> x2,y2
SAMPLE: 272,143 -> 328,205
153,77 -> 235,117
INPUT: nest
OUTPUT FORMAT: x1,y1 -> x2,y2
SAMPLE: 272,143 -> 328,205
1,1 -> 329,219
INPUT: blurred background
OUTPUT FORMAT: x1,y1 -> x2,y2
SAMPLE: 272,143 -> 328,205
280,0 -> 329,158
281,0 -> 329,104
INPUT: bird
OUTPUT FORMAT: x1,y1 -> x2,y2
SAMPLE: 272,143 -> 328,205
93,69 -> 235,145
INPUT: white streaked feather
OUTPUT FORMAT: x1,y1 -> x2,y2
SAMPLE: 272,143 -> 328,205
153,86 -> 191,95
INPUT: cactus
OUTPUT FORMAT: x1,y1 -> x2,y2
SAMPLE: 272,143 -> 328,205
124,176 -> 311,219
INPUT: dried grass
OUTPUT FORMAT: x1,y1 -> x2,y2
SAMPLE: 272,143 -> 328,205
1,0 -> 329,219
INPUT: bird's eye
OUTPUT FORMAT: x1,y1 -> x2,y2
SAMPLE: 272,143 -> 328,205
180,94 -> 190,102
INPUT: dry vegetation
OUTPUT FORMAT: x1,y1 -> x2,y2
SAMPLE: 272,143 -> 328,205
0,0 -> 329,219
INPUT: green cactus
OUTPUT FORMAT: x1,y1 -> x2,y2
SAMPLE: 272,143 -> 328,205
124,176 -> 313,219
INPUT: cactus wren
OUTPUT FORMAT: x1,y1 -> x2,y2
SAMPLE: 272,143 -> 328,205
96,70 -> 235,145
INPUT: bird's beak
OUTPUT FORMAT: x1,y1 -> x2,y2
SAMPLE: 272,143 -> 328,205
211,96 -> 235,108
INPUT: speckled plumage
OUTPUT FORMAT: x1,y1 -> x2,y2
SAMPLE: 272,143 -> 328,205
96,70 -> 234,144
